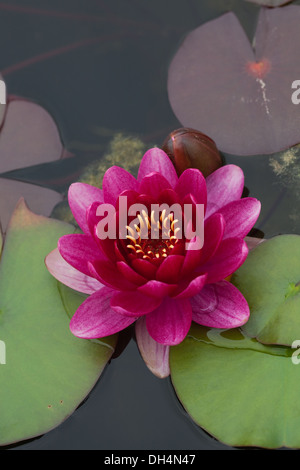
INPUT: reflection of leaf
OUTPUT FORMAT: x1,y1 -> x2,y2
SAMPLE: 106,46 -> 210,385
0,200 -> 116,446
168,6 -> 300,155
170,323 -> 300,449
0,92 -> 71,232
232,235 -> 300,346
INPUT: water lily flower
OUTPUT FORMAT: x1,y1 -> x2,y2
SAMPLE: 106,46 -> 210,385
46,148 -> 261,377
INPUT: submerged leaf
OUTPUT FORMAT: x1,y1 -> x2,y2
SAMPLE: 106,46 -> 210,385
0,200 -> 116,446
168,6 -> 300,155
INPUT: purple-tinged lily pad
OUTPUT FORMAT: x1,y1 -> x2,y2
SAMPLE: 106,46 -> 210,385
168,6 -> 300,155
245,0 -> 292,6
0,87 -> 72,231
0,98 -> 64,173
0,178 -> 62,232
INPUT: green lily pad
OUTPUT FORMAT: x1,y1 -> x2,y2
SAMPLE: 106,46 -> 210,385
232,235 -> 300,346
0,199 -> 116,446
170,324 -> 300,449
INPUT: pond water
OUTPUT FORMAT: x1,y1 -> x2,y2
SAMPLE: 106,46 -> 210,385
1,0 -> 299,450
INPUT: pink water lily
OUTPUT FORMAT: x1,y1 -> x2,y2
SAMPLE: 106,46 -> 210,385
46,148 -> 261,377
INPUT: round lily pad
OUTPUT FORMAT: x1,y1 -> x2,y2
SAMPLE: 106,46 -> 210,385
232,235 -> 300,346
0,200 -> 116,446
170,324 -> 300,449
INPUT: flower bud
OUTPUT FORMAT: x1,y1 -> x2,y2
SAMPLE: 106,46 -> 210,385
162,128 -> 223,177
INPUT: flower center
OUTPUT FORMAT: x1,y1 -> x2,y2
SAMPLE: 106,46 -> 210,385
125,210 -> 180,260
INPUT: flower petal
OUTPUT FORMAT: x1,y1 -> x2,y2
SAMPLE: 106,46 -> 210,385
45,248 -> 103,294
245,235 -> 265,251
117,261 -> 147,286
137,147 -> 178,188
218,198 -> 261,239
191,280 -> 250,328
110,290 -> 161,317
180,237 -> 203,277
146,297 -> 192,345
200,213 -> 225,264
205,165 -> 244,218
175,168 -> 207,207
137,280 -> 177,298
131,258 -> 158,279
89,260 -> 137,291
156,255 -> 184,284
58,233 -> 104,276
68,183 -> 104,233
135,317 -> 170,378
138,172 -> 172,199
102,166 -> 137,206
173,273 -> 207,299
70,287 -> 136,338
199,238 -> 249,283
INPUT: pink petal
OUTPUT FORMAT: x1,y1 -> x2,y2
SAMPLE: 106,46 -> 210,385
117,261 -> 147,286
175,168 -> 207,207
205,165 -> 244,218
200,213 -> 225,265
0,100 -> 63,173
102,166 -> 137,206
218,198 -> 261,239
138,172 -> 172,199
173,273 -> 207,299
245,236 -> 265,251
180,237 -> 203,277
131,258 -> 158,279
158,188 -> 181,206
58,233 -> 103,276
156,255 -> 184,284
70,287 -> 136,338
135,317 -> 170,378
199,238 -> 249,283
146,297 -> 192,345
137,147 -> 178,188
45,248 -> 103,294
110,290 -> 161,317
68,183 -> 104,233
89,260 -> 137,291
191,280 -> 250,328
137,280 -> 177,298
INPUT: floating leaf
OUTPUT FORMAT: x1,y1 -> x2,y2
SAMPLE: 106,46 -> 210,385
245,0 -> 292,6
0,200 -> 116,446
232,235 -> 300,346
0,98 -> 64,173
170,324 -> 300,449
0,178 -> 62,232
0,93 -> 71,231
168,6 -> 300,155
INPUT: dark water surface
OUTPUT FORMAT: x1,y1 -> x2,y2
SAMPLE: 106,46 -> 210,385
1,0 -> 299,450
